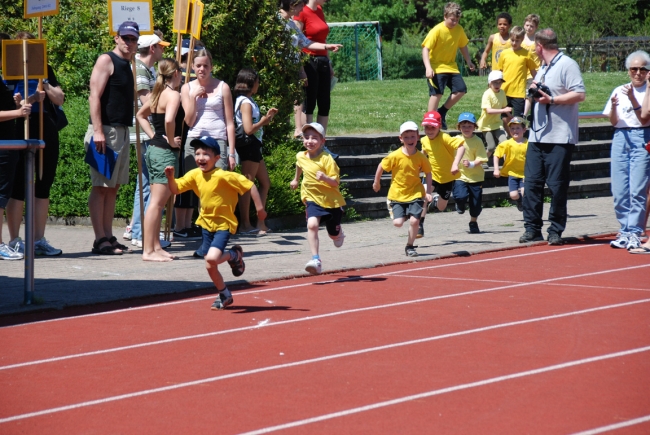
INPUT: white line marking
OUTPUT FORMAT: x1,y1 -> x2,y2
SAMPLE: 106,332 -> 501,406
571,415 -> 650,434
2,262 -> 647,372
0,245 -> 596,329
2,307 -> 648,425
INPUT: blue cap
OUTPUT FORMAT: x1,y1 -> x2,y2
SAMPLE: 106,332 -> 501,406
190,136 -> 220,154
117,21 -> 140,38
457,112 -> 477,125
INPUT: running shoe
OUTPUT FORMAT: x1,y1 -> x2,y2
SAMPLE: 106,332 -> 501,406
211,288 -> 233,310
626,233 -> 641,250
610,233 -> 629,249
428,195 -> 440,212
416,222 -> 424,238
519,231 -> 543,243
9,237 -> 25,254
455,201 -> 465,214
305,258 -> 322,275
405,245 -> 418,257
516,196 -> 524,212
547,232 -> 564,246
122,225 -> 132,240
469,221 -> 480,234
0,243 -> 23,260
34,237 -> 63,256
330,229 -> 345,247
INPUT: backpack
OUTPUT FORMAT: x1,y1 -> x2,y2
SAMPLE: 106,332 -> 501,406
234,96 -> 262,150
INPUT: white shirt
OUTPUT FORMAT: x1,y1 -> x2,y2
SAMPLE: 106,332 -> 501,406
603,82 -> 649,128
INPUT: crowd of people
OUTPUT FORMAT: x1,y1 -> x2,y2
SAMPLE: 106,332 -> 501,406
1,2 -> 649,309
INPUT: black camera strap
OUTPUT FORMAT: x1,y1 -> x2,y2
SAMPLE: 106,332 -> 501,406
531,52 -> 564,133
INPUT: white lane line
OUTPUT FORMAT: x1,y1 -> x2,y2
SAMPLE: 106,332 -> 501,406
1,298 -> 648,424
0,245 -> 596,329
571,415 -> 650,434
2,263 -> 646,372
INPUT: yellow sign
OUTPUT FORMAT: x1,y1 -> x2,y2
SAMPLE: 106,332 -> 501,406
24,0 -> 59,18
108,0 -> 154,35
190,0 -> 203,40
1,40 -> 48,80
172,0 -> 191,33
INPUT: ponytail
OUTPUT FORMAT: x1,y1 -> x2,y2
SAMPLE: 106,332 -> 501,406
150,58 -> 180,111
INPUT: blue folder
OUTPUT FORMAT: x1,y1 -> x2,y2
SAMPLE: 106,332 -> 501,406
85,137 -> 118,179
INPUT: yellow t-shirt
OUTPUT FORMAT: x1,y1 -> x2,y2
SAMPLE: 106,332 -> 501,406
421,22 -> 469,74
476,88 -> 508,131
497,48 -> 538,98
420,133 -> 464,183
175,168 -> 253,233
458,135 -> 488,183
521,38 -> 541,80
491,32 -> 511,70
494,138 -> 528,178
296,150 -> 346,208
381,148 -> 432,203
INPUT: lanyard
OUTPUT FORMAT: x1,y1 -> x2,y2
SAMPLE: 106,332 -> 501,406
539,52 -> 563,85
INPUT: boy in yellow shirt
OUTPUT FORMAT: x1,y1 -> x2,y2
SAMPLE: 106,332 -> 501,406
165,137 -> 267,310
476,70 -> 511,159
373,121 -> 433,257
493,117 -> 528,211
421,2 -> 476,129
290,122 -> 346,275
479,12 -> 512,71
497,26 -> 538,121
522,14 -> 541,118
452,113 -> 488,233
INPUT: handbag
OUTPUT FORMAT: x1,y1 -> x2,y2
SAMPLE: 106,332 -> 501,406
234,97 -> 262,149
47,99 -> 69,131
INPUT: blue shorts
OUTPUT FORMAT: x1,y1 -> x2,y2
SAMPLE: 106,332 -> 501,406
306,201 -> 343,236
200,229 -> 231,254
508,176 -> 524,192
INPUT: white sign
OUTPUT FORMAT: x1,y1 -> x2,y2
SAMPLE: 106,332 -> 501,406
108,0 -> 153,35
24,0 -> 59,18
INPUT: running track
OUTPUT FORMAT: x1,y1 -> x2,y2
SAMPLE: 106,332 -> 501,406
1,239 -> 649,434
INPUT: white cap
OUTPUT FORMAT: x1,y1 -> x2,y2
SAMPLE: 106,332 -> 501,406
399,121 -> 419,135
488,70 -> 505,83
302,122 -> 325,138
138,34 -> 170,49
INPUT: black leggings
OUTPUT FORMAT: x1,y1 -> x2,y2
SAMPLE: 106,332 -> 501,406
303,56 -> 331,117
11,115 -> 60,201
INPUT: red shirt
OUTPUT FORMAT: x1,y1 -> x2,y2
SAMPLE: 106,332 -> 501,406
295,5 -> 329,56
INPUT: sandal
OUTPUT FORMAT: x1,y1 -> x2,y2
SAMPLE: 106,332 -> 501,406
92,237 -> 123,255
109,236 -> 132,253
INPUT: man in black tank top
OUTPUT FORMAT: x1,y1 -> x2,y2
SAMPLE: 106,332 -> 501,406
84,21 -> 139,255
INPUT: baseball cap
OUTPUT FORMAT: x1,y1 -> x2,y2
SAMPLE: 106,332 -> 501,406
190,136 -> 220,154
488,70 -> 505,83
175,39 -> 204,55
457,112 -> 477,125
117,21 -> 140,38
421,111 -> 441,128
508,116 -> 526,127
138,34 -> 170,49
399,121 -> 419,135
302,122 -> 325,138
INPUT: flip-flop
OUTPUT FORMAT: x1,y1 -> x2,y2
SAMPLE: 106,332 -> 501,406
240,229 -> 259,235
629,246 -> 650,254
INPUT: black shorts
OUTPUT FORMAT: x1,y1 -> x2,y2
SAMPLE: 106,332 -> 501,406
431,180 -> 454,200
427,73 -> 467,96
305,201 -> 343,236
506,97 -> 525,118
235,140 -> 263,163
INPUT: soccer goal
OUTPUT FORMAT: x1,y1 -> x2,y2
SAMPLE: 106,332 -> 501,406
327,21 -> 383,81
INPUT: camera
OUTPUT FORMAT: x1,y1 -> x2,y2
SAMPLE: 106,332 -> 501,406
527,83 -> 552,99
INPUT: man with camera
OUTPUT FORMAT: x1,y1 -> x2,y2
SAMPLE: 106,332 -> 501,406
520,28 -> 585,245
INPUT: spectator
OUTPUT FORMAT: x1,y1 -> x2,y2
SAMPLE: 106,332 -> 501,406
630,71 -> 650,254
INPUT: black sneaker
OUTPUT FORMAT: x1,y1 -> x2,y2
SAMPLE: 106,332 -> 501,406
428,195 -> 440,212
455,202 -> 465,214
173,228 -> 190,238
516,196 -> 523,212
188,226 -> 203,239
469,221 -> 480,234
405,245 -> 418,257
440,113 -> 447,130
548,232 -> 564,246
417,222 -> 424,238
519,231 -> 544,243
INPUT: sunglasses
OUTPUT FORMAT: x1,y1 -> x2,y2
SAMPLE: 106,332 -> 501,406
629,67 -> 649,74
120,35 -> 138,44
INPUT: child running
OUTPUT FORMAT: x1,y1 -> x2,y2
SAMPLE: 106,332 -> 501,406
373,121 -> 433,257
452,113 -> 488,233
165,136 -> 267,310
290,122 -> 346,275
493,117 -> 528,211
476,70 -> 511,160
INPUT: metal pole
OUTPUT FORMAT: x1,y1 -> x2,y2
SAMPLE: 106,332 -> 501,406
376,23 -> 383,81
354,24 -> 360,81
24,147 -> 36,304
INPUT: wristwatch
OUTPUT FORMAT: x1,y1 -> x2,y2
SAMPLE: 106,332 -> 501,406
550,96 -> 555,105
228,154 -> 236,158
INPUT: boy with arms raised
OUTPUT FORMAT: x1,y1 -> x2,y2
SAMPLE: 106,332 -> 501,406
421,2 -> 476,129
493,117 -> 528,211
290,122 -> 346,275
373,121 -> 433,257
479,12 -> 512,71
165,137 -> 266,310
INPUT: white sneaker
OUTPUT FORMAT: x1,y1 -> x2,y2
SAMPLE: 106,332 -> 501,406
9,237 -> 25,254
0,243 -> 23,260
330,228 -> 345,248
132,239 -> 142,248
626,234 -> 642,250
305,258 -> 322,275
159,231 -> 174,242
123,225 -> 132,240
610,233 -> 629,249
34,237 -> 62,256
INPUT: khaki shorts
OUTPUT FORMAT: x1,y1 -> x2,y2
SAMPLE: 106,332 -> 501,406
146,145 -> 179,184
84,125 -> 130,187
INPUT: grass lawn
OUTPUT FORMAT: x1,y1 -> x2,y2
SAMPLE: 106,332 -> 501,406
326,71 -> 628,136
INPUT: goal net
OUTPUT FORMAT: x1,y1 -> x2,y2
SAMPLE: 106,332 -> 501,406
327,21 -> 383,82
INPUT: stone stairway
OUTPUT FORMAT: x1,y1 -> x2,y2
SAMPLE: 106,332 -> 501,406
327,122 -> 614,219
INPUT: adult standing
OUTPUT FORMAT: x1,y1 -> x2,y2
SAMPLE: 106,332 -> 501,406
630,70 -> 650,254
294,0 -> 334,133
519,28 -> 585,245
604,51 -> 650,250
6,31 -> 64,256
85,21 -> 139,255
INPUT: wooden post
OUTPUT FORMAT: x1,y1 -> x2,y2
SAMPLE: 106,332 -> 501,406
132,58 -> 145,243
22,40 -> 30,140
38,17 -> 44,180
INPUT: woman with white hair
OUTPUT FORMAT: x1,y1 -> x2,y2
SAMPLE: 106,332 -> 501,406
604,50 -> 650,250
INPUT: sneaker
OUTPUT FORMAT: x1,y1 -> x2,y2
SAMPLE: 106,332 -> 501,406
34,237 -> 63,256
0,243 -> 23,260
227,245 -> 245,277
610,233 -> 629,249
405,245 -> 418,257
305,258 -> 322,275
469,221 -> 480,234
547,232 -> 564,246
330,229 -> 345,247
8,237 -> 25,254
189,226 -> 203,239
626,234 -> 642,250
516,196 -> 524,212
211,288 -> 233,310
160,240 -> 172,249
159,232 -> 174,242
173,228 -> 190,238
455,202 -> 465,214
440,113 -> 448,130
193,249 -> 204,258
132,239 -> 142,248
519,231 -> 544,243
416,222 -> 424,238
428,195 -> 440,212
123,225 -> 132,240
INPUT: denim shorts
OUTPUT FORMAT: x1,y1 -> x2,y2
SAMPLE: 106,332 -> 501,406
200,229 -> 231,254
508,176 -> 524,192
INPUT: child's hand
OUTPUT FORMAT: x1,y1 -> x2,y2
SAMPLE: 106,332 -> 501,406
493,170 -> 500,178
164,166 -> 175,177
451,164 -> 459,175
290,179 -> 299,190
504,107 -> 512,114
256,208 -> 267,222
315,170 -> 326,181
425,193 -> 433,203
462,159 -> 470,168
372,181 -> 380,192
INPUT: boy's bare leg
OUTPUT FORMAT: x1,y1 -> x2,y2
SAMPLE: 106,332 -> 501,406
205,247 -> 232,291
407,215 -> 420,246
428,94 -> 442,112
440,92 -> 466,112
306,216 -> 321,256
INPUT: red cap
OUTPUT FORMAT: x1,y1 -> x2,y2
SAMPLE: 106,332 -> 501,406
422,111 -> 441,127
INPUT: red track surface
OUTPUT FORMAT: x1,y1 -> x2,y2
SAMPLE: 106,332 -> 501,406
1,240 -> 649,434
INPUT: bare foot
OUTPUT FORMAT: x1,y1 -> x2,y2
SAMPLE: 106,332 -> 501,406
157,249 -> 177,259
142,251 -> 173,262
